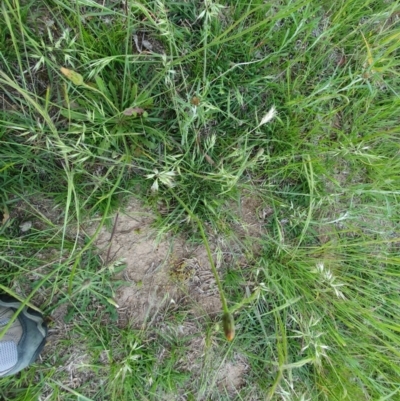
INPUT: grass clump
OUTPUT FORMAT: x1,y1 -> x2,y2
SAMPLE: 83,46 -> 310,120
1,0 -> 400,399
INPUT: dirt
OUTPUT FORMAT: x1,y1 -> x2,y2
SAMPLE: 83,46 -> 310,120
228,191 -> 271,259
91,199 -> 223,328
5,191 -> 265,330
217,354 -> 249,393
90,192 -> 268,328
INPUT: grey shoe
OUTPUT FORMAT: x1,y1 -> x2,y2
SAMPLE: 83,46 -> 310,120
0,295 -> 47,377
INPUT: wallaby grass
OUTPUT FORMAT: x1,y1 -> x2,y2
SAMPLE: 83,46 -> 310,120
1,0 -> 400,399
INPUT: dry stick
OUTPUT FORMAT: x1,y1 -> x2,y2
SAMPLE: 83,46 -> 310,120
169,190 -> 235,341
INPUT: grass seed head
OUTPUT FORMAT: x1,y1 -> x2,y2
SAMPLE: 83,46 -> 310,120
222,312 -> 235,341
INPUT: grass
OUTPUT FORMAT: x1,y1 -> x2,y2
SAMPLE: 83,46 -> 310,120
1,0 -> 400,399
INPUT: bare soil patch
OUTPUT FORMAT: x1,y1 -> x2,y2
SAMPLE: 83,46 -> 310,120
90,192 -> 269,328
92,199 -> 223,328
217,354 -> 249,394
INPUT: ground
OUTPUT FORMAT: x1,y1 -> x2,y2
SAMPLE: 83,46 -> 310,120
92,199 -> 223,326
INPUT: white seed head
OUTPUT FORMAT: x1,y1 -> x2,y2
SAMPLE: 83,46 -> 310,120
259,106 -> 277,126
